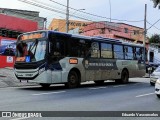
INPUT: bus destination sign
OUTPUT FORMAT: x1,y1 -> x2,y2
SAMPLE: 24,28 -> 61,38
20,32 -> 46,41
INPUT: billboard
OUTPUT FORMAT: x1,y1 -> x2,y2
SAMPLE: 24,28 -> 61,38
0,38 -> 16,56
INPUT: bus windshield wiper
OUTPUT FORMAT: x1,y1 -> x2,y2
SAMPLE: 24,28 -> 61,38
28,39 -> 38,53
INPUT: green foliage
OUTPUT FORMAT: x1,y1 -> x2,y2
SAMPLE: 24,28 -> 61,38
149,34 -> 160,44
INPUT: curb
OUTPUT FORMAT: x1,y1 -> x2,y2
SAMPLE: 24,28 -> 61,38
0,75 -> 6,77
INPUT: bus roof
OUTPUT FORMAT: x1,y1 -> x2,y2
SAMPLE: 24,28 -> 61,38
121,41 -> 144,47
48,30 -> 122,44
19,30 -> 144,47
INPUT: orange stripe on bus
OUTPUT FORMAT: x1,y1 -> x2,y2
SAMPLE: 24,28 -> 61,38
69,58 -> 78,64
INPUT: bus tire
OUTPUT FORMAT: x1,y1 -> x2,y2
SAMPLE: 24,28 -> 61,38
65,71 -> 79,88
150,82 -> 155,86
94,80 -> 104,84
40,83 -> 50,88
157,94 -> 160,98
121,69 -> 129,84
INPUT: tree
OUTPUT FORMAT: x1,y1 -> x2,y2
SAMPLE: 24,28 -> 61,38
149,34 -> 160,44
152,0 -> 160,8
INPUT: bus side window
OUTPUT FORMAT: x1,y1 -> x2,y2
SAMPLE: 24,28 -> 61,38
133,47 -> 136,60
136,47 -> 143,61
90,42 -> 100,58
113,44 -> 123,59
101,43 -> 112,58
124,46 -> 133,60
80,41 -> 91,58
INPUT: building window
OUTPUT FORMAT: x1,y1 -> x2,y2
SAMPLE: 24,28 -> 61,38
124,28 -> 128,33
108,29 -> 112,33
100,28 -> 105,34
133,30 -> 139,35
90,42 -> 100,58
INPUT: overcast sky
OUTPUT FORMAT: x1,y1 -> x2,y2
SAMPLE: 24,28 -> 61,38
0,0 -> 159,36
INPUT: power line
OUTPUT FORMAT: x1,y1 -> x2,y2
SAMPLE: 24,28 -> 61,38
17,0 -> 145,35
48,0 -> 144,23
18,0 -> 97,22
18,0 -> 144,23
147,21 -> 160,31
147,18 -> 160,30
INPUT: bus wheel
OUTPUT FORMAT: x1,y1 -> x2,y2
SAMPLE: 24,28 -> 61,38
66,71 -> 79,88
40,83 -> 50,88
150,82 -> 155,86
94,80 -> 104,84
157,94 -> 160,98
120,70 -> 129,84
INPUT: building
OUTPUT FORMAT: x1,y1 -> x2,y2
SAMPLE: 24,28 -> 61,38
147,44 -> 160,64
48,18 -> 89,33
82,21 -> 147,44
0,8 -> 44,68
0,8 -> 46,30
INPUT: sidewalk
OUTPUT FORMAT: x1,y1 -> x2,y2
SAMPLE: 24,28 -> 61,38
0,67 -> 36,88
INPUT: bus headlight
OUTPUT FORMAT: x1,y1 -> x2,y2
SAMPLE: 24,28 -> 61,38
39,68 -> 45,74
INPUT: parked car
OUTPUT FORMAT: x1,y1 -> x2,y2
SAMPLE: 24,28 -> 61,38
150,66 -> 160,86
155,78 -> 160,98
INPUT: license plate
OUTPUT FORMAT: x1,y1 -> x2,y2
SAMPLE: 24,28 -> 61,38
20,80 -> 28,83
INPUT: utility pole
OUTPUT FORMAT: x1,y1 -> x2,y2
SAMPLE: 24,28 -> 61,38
66,0 -> 69,33
143,4 -> 147,62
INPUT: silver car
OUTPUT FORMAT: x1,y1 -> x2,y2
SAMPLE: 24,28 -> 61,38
155,79 -> 160,98
150,66 -> 160,86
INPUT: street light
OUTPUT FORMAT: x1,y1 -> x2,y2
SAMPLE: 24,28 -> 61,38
109,0 -> 111,22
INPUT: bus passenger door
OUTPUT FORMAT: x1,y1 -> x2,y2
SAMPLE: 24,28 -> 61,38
84,58 -> 95,81
83,42 -> 101,81
85,58 -> 101,81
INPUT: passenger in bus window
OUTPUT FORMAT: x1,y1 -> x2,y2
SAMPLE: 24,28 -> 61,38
23,43 -> 28,56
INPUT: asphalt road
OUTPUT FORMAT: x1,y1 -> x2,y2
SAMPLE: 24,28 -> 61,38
0,78 -> 159,120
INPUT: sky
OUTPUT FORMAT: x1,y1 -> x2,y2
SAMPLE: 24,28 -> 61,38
0,0 -> 160,37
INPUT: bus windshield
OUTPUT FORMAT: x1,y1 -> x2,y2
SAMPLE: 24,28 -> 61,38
16,39 -> 47,62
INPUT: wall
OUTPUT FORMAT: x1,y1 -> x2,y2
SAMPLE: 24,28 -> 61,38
148,46 -> 160,64
48,18 -> 89,33
0,14 -> 38,32
0,56 -> 15,68
0,8 -> 45,30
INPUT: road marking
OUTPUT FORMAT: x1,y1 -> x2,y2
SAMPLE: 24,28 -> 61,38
136,92 -> 155,98
11,117 -> 30,120
133,83 -> 142,85
113,85 -> 126,87
32,91 -> 66,96
88,87 -> 107,90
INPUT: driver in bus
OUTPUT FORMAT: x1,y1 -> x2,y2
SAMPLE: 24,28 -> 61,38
23,43 -> 28,56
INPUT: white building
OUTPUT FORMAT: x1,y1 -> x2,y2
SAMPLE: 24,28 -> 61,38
148,44 -> 160,64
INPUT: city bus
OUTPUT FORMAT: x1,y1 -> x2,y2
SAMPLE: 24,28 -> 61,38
14,30 -> 146,88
